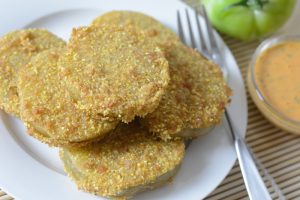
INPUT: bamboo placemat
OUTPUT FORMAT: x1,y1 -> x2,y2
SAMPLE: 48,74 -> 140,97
1,1 -> 300,200
205,38 -> 300,200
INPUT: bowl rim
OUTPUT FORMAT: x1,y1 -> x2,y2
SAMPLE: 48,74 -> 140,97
249,34 -> 300,126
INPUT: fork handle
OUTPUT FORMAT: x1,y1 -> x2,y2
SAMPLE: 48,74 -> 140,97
235,136 -> 272,200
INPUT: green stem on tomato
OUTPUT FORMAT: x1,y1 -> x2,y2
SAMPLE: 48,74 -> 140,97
224,0 -> 269,10
224,0 -> 247,10
254,0 -> 269,7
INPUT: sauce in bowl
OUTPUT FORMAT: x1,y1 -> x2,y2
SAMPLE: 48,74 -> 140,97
255,42 -> 300,121
248,36 -> 300,134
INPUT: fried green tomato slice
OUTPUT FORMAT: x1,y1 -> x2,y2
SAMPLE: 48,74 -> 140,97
58,25 -> 169,123
141,42 -> 232,140
91,11 -> 231,140
18,49 -> 118,147
0,29 -> 65,117
60,123 -> 185,199
91,11 -> 180,48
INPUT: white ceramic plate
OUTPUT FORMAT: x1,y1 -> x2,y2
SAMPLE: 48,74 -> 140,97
0,0 -> 247,199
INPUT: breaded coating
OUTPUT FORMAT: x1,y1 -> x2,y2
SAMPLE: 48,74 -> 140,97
58,25 -> 169,122
0,29 -> 65,117
60,122 -> 185,199
91,11 -> 180,48
91,11 -> 231,140
141,42 -> 231,140
18,49 -> 118,147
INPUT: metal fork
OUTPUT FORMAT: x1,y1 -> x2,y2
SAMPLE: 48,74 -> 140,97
177,6 -> 272,200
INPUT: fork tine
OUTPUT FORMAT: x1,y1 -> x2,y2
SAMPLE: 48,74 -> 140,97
201,5 -> 218,54
177,10 -> 186,44
201,5 -> 228,78
185,9 -> 196,49
194,9 -> 208,55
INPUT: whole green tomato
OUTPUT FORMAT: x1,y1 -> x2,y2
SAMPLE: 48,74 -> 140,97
203,0 -> 296,41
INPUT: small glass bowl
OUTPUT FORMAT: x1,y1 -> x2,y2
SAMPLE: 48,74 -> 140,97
247,35 -> 300,135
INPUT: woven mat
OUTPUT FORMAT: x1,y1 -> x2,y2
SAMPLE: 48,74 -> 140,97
1,1 -> 300,200
205,38 -> 300,200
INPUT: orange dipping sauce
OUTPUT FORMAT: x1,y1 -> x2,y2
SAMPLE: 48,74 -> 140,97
254,41 -> 300,122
